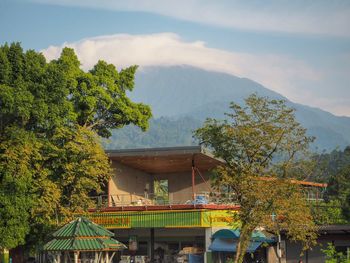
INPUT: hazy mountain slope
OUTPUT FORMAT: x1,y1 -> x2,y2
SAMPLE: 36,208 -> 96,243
131,66 -> 282,117
108,66 -> 350,151
105,117 -> 200,149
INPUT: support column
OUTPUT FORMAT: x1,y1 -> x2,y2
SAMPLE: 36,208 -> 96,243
204,228 -> 212,263
74,252 -> 78,263
95,252 -> 98,263
150,228 -> 155,263
192,158 -> 196,200
106,252 -> 109,263
110,252 -> 116,263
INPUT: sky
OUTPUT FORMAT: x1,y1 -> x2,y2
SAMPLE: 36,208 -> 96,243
1,0 -> 350,116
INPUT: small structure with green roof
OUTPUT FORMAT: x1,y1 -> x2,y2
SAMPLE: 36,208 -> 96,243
42,217 -> 126,263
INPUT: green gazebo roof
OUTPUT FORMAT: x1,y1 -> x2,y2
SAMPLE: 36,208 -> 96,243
52,217 -> 114,238
43,237 -> 126,251
43,217 -> 126,252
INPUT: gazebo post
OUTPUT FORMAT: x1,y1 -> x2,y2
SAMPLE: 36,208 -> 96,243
94,252 -> 98,263
110,252 -> 116,263
74,251 -> 79,263
106,251 -> 109,263
55,252 -> 61,263
64,251 -> 68,263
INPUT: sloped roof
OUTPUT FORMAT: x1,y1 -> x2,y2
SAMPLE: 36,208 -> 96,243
43,217 -> 126,252
43,237 -> 126,251
107,146 -> 223,173
53,217 -> 114,238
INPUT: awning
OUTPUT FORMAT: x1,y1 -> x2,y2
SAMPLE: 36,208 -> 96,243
209,238 -> 262,253
212,229 -> 275,243
209,229 -> 276,253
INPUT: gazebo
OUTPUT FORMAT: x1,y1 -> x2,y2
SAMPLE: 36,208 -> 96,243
42,217 -> 126,263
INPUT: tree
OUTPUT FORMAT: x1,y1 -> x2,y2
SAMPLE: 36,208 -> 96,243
324,147 -> 350,221
312,146 -> 350,222
194,94 -> 317,263
0,129 -> 40,250
322,243 -> 350,263
0,43 -> 152,252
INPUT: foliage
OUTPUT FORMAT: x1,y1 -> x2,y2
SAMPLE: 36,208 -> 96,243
322,243 -> 350,263
311,200 -> 347,225
105,116 -> 200,149
313,147 -> 350,222
0,129 -> 39,249
0,42 -> 151,250
313,146 -> 350,181
194,94 -> 317,263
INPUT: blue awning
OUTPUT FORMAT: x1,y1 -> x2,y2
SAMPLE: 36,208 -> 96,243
209,238 -> 262,253
212,229 -> 275,243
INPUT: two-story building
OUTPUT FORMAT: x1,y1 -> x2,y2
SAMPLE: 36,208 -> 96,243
87,146 -> 335,263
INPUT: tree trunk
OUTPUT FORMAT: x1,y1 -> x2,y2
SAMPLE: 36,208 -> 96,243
234,225 -> 253,263
1,249 -> 9,263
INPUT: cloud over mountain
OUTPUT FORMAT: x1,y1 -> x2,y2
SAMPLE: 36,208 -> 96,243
42,33 -> 324,113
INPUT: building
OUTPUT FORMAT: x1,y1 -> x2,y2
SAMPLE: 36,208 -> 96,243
87,146 -> 345,263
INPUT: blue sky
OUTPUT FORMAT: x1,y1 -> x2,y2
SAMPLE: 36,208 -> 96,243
1,0 -> 350,116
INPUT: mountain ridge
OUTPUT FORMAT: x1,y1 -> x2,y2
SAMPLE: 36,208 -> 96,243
107,65 -> 350,152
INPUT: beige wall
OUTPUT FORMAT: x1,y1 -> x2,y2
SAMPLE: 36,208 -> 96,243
155,171 -> 212,203
109,162 -> 153,205
109,160 -> 213,204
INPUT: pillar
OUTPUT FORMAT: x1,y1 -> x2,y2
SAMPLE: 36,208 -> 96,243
74,252 -> 79,263
204,228 -> 212,263
150,228 -> 155,262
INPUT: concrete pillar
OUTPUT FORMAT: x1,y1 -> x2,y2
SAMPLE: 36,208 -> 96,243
204,227 -> 212,263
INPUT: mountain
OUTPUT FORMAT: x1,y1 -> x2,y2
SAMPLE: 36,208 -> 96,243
106,66 -> 350,151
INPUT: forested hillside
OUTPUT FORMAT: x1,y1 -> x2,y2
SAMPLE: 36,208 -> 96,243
106,66 -> 350,151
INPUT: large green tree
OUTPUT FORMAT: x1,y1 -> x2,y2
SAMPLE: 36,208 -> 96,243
194,94 -> 317,263
0,43 -> 152,251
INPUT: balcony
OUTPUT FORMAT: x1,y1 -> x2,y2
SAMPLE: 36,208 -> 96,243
89,192 -> 240,211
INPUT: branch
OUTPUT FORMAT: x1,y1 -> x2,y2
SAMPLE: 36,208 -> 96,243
260,129 -> 286,167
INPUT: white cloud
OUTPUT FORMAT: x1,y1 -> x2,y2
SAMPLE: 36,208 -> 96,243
42,33 -> 350,117
42,33 -> 319,97
32,0 -> 350,37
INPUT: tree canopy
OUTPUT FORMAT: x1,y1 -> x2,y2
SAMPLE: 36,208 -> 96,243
314,146 -> 350,222
194,94 -> 317,263
0,42 -> 151,250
